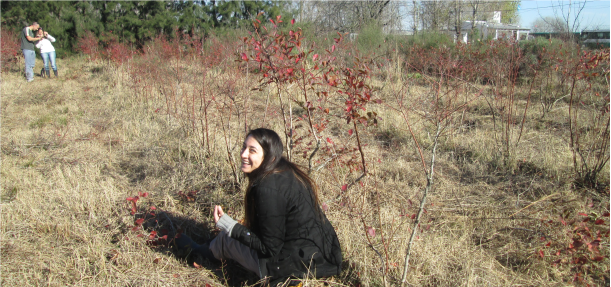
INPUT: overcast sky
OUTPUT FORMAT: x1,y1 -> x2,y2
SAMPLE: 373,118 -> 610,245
519,0 -> 610,30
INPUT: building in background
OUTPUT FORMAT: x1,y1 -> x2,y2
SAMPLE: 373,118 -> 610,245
456,11 -> 530,43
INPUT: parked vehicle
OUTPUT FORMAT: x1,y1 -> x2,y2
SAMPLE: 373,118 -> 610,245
581,29 -> 610,48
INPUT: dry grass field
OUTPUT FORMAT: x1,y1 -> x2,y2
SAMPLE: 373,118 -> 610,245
1,48 -> 608,287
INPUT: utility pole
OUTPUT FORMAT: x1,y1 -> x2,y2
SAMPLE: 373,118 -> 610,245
567,1 -> 572,40
412,0 -> 418,35
455,0 -> 462,42
299,1 -> 302,23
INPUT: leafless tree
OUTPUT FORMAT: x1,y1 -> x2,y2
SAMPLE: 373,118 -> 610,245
298,0 -> 521,36
539,0 -> 588,39
298,1 -> 403,33
419,0 -> 451,30
415,0 -> 519,33
531,16 -> 568,33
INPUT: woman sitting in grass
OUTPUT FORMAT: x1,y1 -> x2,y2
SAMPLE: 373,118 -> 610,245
176,128 -> 342,286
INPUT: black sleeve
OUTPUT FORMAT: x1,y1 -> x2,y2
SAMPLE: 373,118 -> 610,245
230,187 -> 287,258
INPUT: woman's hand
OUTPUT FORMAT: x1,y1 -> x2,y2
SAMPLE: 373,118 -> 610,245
213,205 -> 224,224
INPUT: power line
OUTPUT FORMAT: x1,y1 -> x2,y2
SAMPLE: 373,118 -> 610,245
418,0 -> 606,5
410,2 -> 607,14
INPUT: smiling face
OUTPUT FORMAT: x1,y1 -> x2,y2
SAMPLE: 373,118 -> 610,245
240,135 -> 264,174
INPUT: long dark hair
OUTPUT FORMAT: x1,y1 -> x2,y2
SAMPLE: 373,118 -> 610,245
242,128 -> 321,228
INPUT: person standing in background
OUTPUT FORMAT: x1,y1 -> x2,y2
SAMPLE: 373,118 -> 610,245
35,28 -> 58,78
20,22 -> 43,82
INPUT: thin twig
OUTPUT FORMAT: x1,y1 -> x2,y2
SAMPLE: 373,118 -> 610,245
509,192 -> 559,218
401,123 -> 441,285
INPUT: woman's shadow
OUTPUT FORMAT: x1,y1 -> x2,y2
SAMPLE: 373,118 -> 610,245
141,210 -> 261,286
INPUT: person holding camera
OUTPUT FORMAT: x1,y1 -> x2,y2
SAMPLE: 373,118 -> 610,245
20,22 -> 43,82
35,28 -> 58,78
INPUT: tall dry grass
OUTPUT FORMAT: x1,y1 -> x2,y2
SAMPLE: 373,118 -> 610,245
1,46 -> 608,287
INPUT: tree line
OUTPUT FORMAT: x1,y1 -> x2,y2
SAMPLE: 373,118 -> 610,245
1,0 -> 520,57
1,1 -> 286,57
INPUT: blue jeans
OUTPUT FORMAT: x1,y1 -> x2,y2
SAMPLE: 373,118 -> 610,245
41,51 -> 57,71
23,49 -> 36,81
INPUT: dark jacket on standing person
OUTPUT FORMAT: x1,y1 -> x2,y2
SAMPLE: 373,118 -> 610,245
229,170 -> 342,285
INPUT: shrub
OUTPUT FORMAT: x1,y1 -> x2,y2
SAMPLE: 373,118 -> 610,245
404,31 -> 454,50
77,30 -> 101,61
1,29 -> 22,72
400,32 -> 455,75
355,22 -> 385,54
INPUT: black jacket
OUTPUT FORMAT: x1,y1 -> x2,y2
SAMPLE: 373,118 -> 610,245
230,170 -> 342,285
